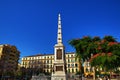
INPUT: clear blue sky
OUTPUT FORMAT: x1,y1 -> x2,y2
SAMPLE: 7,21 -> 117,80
0,0 -> 120,58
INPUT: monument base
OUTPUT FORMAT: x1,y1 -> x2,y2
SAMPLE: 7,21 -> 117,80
51,72 -> 66,80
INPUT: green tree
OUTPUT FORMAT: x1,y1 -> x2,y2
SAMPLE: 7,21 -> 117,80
90,36 -> 120,79
69,36 -> 93,74
69,36 -> 120,80
69,39 -> 83,73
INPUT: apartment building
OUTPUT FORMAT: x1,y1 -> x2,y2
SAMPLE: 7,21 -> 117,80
0,44 -> 20,76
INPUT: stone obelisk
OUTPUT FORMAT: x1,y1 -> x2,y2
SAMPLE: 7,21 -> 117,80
51,14 -> 66,80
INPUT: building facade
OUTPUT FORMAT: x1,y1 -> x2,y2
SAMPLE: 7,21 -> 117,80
0,44 -> 20,76
21,52 -> 80,74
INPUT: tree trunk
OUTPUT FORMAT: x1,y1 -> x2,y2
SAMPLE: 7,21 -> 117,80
93,67 -> 96,80
109,70 -> 112,80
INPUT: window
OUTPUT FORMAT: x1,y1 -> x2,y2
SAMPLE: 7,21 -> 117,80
76,69 -> 78,72
50,60 -> 52,63
72,69 -> 74,73
51,65 -> 52,68
22,62 -> 25,65
68,69 -> 70,73
71,55 -> 73,57
68,59 -> 70,63
71,59 -> 75,62
68,55 -> 69,57
47,60 -> 49,63
44,56 -> 46,59
68,64 -> 70,67
47,69 -> 49,72
75,64 -> 78,67
71,64 -> 74,67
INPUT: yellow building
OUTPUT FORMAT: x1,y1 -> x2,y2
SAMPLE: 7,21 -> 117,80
21,52 -> 80,74
0,44 -> 20,76
65,52 -> 80,74
84,61 -> 94,77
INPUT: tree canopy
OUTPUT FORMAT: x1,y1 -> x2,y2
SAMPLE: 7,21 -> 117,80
69,35 -> 120,73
